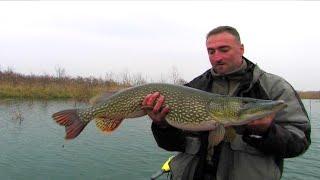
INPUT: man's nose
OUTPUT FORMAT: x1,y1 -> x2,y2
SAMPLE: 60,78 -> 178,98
212,53 -> 223,63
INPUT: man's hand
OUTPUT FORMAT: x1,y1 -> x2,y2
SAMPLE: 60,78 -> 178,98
141,92 -> 170,127
246,113 -> 275,135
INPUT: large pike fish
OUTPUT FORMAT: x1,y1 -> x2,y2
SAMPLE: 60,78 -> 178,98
52,83 -> 286,141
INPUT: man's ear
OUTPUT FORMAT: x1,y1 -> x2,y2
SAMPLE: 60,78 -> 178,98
240,44 -> 244,55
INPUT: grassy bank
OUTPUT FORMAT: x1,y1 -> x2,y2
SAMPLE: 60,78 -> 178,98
297,91 -> 320,100
0,69 -> 319,100
0,70 -> 129,101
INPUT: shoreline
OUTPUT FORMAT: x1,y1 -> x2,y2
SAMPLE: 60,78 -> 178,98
1,70 -> 319,100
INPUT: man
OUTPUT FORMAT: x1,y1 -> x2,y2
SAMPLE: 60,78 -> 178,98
142,26 -> 311,180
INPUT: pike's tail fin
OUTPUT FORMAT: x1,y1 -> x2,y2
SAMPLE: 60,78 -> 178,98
52,109 -> 88,140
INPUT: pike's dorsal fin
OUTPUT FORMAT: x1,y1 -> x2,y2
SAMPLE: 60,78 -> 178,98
127,109 -> 146,118
89,91 -> 116,105
95,117 -> 124,133
126,105 -> 148,118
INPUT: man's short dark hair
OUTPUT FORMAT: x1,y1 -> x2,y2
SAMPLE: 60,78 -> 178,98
206,26 -> 241,43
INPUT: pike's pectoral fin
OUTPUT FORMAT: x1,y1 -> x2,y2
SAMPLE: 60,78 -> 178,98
207,124 -> 225,162
209,124 -> 226,146
95,117 -> 124,133
224,127 -> 237,142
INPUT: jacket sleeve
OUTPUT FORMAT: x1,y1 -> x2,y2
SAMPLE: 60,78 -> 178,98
243,73 -> 311,158
151,122 -> 186,152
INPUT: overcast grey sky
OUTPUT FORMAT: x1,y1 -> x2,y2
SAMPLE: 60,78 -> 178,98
0,1 -> 319,91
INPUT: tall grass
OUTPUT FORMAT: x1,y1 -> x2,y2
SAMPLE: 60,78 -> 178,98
0,69 -> 127,101
0,67 -> 187,101
1,68 -> 316,100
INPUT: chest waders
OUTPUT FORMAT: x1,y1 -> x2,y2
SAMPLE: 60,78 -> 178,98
151,136 -> 203,180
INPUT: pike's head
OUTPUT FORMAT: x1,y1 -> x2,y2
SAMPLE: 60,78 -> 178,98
237,98 -> 287,124
208,97 -> 287,126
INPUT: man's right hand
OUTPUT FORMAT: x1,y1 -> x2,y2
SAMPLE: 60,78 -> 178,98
141,92 -> 170,127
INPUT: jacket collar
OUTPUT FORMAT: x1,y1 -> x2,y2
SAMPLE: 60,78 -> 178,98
209,57 -> 265,96
210,59 -> 248,81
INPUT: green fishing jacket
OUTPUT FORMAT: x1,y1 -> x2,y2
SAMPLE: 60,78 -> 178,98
151,57 -> 311,180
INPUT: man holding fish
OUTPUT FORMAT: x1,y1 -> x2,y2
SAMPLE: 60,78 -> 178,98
52,26 -> 311,180
144,26 -> 311,180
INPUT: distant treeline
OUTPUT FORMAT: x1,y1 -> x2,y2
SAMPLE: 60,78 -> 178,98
297,91 -> 320,99
0,67 -> 186,101
0,68 -> 318,100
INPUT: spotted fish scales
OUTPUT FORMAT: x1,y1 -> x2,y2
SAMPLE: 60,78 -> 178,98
52,83 -> 286,140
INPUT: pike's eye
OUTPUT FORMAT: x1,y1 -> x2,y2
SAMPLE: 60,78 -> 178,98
239,100 -> 254,110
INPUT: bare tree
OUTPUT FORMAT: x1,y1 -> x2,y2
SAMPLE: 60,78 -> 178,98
105,72 -> 115,82
168,66 -> 187,85
119,69 -> 131,86
175,78 -> 187,85
170,66 -> 179,84
55,65 -> 66,78
158,73 -> 168,83
5,66 -> 14,73
131,72 -> 147,86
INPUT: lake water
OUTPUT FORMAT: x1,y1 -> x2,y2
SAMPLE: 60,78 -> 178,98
0,99 -> 319,180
